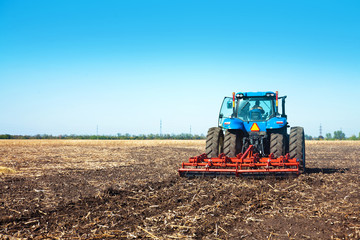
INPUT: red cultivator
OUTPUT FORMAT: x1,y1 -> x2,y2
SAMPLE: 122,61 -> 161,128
179,145 -> 300,177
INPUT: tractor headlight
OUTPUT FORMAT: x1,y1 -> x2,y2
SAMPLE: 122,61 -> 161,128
236,93 -> 244,98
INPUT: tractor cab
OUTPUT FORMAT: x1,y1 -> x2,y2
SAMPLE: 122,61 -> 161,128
218,91 -> 287,130
217,91 -> 290,158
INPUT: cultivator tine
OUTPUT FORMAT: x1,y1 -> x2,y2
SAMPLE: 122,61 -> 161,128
179,145 -> 300,177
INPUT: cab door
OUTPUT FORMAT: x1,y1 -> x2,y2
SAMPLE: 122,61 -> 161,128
218,97 -> 235,127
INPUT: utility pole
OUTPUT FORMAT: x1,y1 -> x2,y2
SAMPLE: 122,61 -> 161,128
160,119 -> 162,136
97,125 -> 99,140
319,124 -> 323,140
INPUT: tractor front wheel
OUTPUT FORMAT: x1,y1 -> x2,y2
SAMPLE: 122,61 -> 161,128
289,127 -> 306,173
205,127 -> 224,158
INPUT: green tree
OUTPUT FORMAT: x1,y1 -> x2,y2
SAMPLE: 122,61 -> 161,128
0,134 -> 11,139
305,135 -> 313,140
333,130 -> 345,140
325,133 -> 332,140
349,135 -> 357,140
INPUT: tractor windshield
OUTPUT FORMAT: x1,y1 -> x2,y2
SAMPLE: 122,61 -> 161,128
237,97 -> 275,121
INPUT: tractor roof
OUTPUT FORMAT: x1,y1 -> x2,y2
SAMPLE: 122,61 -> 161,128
236,91 -> 276,98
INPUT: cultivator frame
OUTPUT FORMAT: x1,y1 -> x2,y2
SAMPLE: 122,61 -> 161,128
179,145 -> 300,177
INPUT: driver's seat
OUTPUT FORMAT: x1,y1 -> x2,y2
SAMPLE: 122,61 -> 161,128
249,109 -> 262,121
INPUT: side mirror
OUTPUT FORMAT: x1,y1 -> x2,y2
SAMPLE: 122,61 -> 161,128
227,101 -> 233,109
219,113 -> 224,118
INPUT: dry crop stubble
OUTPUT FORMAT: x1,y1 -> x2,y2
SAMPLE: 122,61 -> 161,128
0,139 -> 204,176
0,140 -> 359,239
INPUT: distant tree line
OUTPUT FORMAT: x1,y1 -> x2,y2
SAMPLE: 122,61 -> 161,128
0,133 -> 206,140
305,130 -> 360,140
1,130 -> 359,140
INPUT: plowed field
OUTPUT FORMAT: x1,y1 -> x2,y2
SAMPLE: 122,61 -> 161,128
0,140 -> 359,239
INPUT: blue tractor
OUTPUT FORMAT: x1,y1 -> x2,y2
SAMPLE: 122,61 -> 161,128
205,91 -> 305,173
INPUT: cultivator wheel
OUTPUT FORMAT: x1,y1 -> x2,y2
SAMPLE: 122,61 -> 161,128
289,127 -> 306,173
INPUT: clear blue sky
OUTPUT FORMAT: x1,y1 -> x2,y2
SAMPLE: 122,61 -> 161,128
1,0 -> 359,137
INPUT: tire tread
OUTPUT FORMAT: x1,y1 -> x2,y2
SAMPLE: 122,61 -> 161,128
289,127 -> 306,173
205,127 -> 224,158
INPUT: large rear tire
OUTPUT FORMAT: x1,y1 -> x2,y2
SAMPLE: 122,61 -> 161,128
205,127 -> 224,158
289,127 -> 306,173
223,130 -> 243,157
270,133 -> 285,158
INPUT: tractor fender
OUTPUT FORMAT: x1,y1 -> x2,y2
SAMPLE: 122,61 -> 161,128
266,117 -> 287,130
222,118 -> 246,131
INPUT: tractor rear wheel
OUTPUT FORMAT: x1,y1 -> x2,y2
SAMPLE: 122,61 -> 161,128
270,133 -> 285,158
289,127 -> 306,173
223,130 -> 243,157
205,127 -> 224,158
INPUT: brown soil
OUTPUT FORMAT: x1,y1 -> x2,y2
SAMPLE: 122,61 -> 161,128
0,140 -> 359,239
